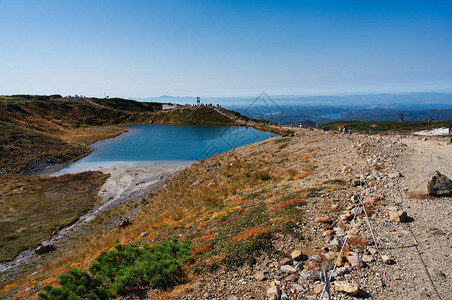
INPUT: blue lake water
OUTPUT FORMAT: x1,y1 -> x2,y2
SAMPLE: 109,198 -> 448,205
53,124 -> 276,175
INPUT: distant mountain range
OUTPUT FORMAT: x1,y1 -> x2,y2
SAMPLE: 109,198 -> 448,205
130,92 -> 452,124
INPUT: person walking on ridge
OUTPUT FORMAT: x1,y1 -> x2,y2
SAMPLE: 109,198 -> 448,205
449,121 -> 452,144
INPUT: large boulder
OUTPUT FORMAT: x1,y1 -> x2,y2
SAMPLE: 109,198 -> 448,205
35,243 -> 56,255
427,172 -> 452,197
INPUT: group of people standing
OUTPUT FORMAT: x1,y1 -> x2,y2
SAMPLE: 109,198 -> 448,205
337,126 -> 352,134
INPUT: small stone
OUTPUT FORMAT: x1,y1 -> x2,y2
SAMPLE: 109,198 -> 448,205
285,274 -> 298,282
299,270 -> 310,281
279,258 -> 291,266
330,237 -> 343,251
281,265 -> 296,273
368,247 -> 378,255
334,227 -> 346,237
281,291 -> 289,300
267,285 -> 281,299
347,255 -> 364,267
291,249 -> 304,261
254,271 -> 268,281
321,223 -> 333,230
334,281 -> 359,296
320,260 -> 334,271
332,266 -> 351,278
428,267 -> 446,278
322,229 -> 334,236
331,204 -> 340,212
427,227 -> 446,236
292,283 -> 304,291
381,255 -> 395,265
324,251 -> 336,261
227,296 -> 238,300
314,283 -> 324,294
389,210 -> 407,223
341,212 -> 354,221
362,255 -> 374,263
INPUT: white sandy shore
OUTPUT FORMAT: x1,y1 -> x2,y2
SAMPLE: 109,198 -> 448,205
414,127 -> 449,136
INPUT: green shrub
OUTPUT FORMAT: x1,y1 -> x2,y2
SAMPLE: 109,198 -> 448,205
38,239 -> 191,299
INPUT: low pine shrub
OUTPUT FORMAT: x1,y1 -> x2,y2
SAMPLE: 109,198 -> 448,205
38,239 -> 191,299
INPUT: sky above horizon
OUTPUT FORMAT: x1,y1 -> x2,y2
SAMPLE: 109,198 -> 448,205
1,0 -> 452,99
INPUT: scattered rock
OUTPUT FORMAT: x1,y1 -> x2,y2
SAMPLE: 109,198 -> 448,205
285,274 -> 298,282
267,285 -> 281,299
314,283 -> 324,294
291,249 -> 305,261
333,266 -> 351,278
279,258 -> 291,266
347,255 -> 364,267
388,210 -> 407,223
427,171 -> 452,197
320,260 -> 334,271
280,265 -> 296,273
254,271 -> 268,281
427,227 -> 446,236
118,219 -> 132,228
206,163 -> 219,172
34,243 -> 56,255
381,255 -> 395,265
428,267 -> 446,278
334,281 -> 359,296
292,283 -> 304,291
362,255 -> 374,263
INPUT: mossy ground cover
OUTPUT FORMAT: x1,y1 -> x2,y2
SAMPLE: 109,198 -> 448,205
0,172 -> 108,262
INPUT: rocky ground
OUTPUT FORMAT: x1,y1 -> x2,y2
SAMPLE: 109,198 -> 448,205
163,129 -> 451,300
1,128 -> 451,299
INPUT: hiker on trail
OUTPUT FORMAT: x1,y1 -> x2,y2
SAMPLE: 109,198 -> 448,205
338,126 -> 342,133
449,121 -> 452,143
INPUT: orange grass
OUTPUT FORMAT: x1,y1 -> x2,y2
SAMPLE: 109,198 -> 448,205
231,227 -> 270,242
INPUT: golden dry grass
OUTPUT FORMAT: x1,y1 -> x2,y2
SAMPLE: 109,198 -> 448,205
0,172 -> 108,262
406,193 -> 434,200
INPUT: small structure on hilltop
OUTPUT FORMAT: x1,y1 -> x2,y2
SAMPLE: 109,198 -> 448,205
162,103 -> 177,110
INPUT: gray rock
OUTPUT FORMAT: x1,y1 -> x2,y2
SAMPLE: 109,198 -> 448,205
381,255 -> 395,265
299,270 -> 310,281
281,291 -> 289,300
428,267 -> 446,278
267,285 -> 281,299
427,227 -> 446,236
280,265 -> 296,273
320,260 -> 334,271
330,237 -> 343,251
428,171 -> 452,197
332,266 -> 351,278
362,255 -> 374,263
279,258 -> 291,266
292,283 -> 305,291
347,255 -> 364,267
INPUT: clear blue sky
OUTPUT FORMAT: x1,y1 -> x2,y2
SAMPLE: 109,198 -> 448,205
1,0 -> 451,98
